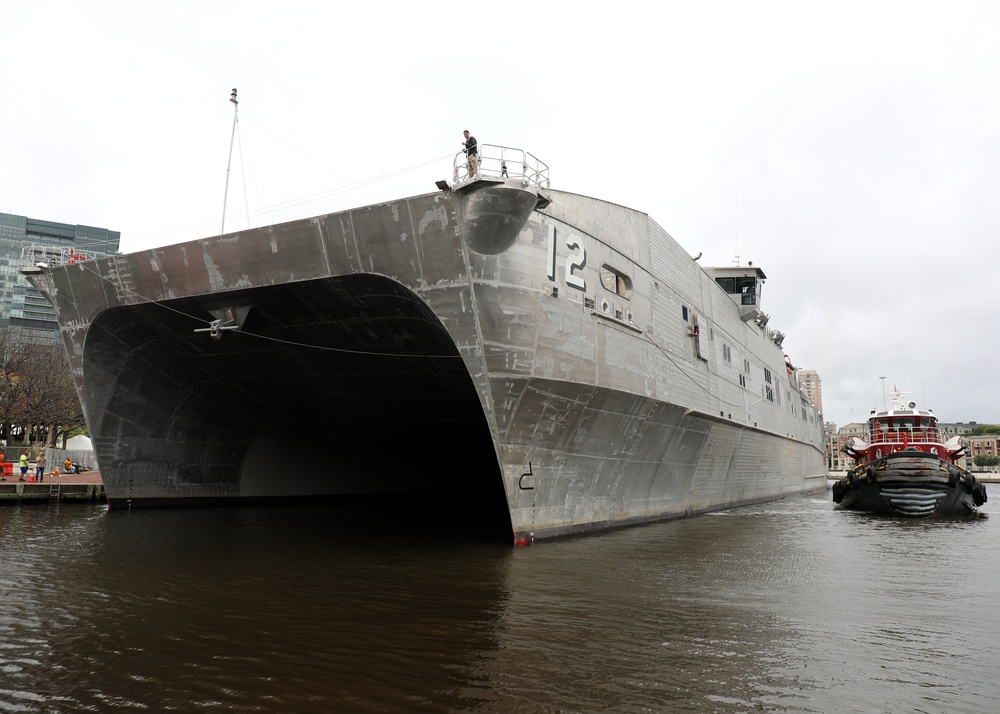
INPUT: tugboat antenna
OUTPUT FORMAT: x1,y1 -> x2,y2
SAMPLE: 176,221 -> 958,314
221,88 -> 239,235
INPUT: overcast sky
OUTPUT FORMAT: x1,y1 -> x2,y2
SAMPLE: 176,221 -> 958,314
2,1 -> 998,427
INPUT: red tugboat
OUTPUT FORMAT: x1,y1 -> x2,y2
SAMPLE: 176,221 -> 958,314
833,393 -> 987,515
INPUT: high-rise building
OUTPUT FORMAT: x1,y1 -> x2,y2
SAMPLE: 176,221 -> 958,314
0,213 -> 120,341
799,369 -> 823,415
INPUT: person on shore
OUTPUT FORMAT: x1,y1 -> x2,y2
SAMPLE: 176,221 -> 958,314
35,451 -> 46,482
462,130 -> 478,179
19,450 -> 29,481
64,457 -> 73,474
0,451 -> 5,481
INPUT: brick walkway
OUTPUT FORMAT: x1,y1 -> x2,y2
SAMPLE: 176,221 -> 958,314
53,470 -> 103,485
0,470 -> 102,485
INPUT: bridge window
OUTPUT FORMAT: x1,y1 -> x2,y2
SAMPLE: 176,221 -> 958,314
600,265 -> 632,298
715,276 -> 757,305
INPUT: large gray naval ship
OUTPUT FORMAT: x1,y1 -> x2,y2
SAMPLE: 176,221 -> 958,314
23,144 -> 826,543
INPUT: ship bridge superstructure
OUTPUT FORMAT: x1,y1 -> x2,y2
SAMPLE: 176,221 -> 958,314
705,265 -> 767,323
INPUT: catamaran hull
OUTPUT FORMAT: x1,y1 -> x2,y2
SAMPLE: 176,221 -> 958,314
25,177 -> 826,541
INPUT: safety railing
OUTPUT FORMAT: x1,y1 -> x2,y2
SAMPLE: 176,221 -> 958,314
868,427 -> 944,445
453,144 -> 549,189
20,244 -> 95,268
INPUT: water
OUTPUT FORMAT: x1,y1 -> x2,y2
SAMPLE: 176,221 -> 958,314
2,486 -> 999,713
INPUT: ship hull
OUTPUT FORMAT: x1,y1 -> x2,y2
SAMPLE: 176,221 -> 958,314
832,451 -> 984,515
26,178 -> 826,541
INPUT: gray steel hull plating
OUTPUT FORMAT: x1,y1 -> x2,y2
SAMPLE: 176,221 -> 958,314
28,179 -> 826,542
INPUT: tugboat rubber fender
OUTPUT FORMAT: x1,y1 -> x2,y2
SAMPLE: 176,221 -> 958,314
974,483 -> 988,507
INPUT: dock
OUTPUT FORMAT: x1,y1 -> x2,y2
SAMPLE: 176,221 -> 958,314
0,471 -> 105,504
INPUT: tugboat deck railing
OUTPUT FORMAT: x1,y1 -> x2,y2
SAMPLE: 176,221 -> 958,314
868,427 -> 945,445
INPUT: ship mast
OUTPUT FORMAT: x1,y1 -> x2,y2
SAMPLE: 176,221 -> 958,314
732,190 -> 740,266
221,88 -> 239,235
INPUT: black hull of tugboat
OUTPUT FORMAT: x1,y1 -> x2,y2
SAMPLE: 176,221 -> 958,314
832,450 -> 987,516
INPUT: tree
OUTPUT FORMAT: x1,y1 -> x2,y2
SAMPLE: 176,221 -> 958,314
16,342 -> 85,448
973,455 -> 1000,470
970,425 -> 1000,435
0,328 -> 84,449
0,328 -> 36,445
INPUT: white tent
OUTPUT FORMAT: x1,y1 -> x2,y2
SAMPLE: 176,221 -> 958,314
64,435 -> 93,451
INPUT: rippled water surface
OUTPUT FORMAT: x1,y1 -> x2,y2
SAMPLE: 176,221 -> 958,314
2,485 -> 999,713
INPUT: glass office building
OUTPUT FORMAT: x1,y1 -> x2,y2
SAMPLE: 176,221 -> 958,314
0,213 -> 120,341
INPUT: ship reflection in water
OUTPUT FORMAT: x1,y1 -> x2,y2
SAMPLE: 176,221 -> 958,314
1,488 -> 998,713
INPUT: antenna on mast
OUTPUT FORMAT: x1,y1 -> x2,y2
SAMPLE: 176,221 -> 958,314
221,88 -> 239,235
732,182 -> 740,266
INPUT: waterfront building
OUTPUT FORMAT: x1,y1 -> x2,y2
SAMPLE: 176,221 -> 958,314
839,422 -> 866,437
825,422 -> 851,472
938,422 -> 976,436
799,369 -> 823,414
826,421 -> 865,472
0,213 -> 120,342
967,434 -> 1000,472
